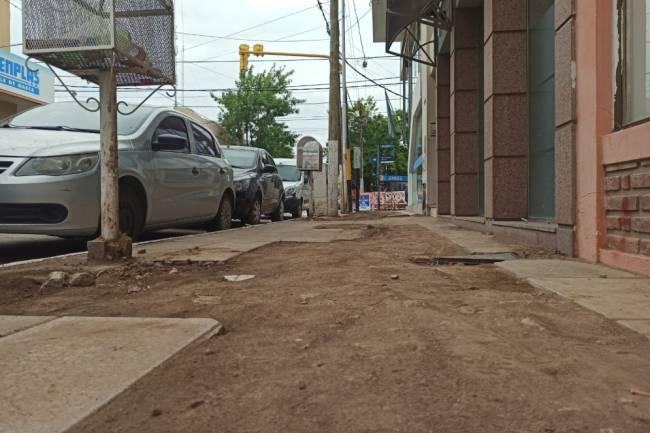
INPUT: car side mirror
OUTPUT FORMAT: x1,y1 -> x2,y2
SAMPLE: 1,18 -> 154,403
152,134 -> 188,152
262,164 -> 276,174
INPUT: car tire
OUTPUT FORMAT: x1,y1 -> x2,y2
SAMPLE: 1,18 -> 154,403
271,197 -> 285,222
245,195 -> 262,225
291,199 -> 303,219
208,195 -> 233,231
119,187 -> 145,242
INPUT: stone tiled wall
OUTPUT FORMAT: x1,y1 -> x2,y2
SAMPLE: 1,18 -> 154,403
554,0 -> 577,256
436,55 -> 451,215
604,160 -> 650,256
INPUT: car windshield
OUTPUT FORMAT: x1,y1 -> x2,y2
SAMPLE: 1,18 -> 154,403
278,164 -> 301,182
223,148 -> 258,169
2,103 -> 156,135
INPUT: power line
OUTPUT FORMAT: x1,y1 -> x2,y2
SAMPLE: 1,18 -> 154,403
316,0 -> 331,35
56,82 -> 404,94
345,59 -> 403,98
178,31 -> 328,44
351,1 -> 367,60
181,3 -> 327,54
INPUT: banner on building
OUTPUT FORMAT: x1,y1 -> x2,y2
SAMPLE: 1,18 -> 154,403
359,191 -> 407,211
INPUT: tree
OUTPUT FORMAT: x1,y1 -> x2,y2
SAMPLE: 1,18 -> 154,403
212,66 -> 304,157
348,97 -> 407,190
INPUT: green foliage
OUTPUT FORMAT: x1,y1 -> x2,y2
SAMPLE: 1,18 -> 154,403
347,97 -> 408,190
212,66 -> 304,158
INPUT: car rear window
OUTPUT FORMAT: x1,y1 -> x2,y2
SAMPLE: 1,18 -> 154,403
223,148 -> 258,169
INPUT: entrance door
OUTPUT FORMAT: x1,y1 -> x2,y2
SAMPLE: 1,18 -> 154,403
528,0 -> 556,220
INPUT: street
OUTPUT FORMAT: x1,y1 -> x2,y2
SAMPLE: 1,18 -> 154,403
0,221 -> 275,266
0,234 -> 86,265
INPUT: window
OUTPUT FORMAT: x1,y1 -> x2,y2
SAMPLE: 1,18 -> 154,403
223,148 -> 258,169
621,0 -> 650,125
153,116 -> 189,153
528,0 -> 556,220
5,102 -> 155,135
191,123 -> 220,157
262,152 -> 276,169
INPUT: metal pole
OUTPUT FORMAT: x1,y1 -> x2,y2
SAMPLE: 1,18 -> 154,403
359,116 -> 365,192
377,145 -> 381,211
327,0 -> 341,217
341,0 -> 349,213
98,70 -> 120,242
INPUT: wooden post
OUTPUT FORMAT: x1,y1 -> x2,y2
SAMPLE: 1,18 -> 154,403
327,0 -> 341,217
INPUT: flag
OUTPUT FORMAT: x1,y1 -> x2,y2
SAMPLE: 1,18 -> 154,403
385,90 -> 396,140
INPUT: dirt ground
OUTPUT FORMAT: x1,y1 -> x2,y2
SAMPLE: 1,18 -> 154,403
2,221 -> 650,433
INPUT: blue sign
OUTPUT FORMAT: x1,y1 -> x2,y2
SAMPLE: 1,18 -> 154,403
358,194 -> 372,211
381,175 -> 408,183
380,144 -> 395,149
0,51 -> 54,103
372,156 -> 395,164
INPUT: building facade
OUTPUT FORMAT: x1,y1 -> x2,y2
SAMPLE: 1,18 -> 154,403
0,1 -> 54,119
373,0 -> 650,276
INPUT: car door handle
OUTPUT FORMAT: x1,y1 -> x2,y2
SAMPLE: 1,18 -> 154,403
192,167 -> 200,176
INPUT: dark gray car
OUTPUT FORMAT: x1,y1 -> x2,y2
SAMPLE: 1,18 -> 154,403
223,146 -> 284,225
0,102 -> 236,240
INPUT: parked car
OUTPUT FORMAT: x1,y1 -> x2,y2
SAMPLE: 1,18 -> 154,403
0,102 -> 235,241
275,158 -> 306,218
222,146 -> 285,224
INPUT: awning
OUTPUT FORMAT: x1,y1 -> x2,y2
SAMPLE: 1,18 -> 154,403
385,0 -> 452,67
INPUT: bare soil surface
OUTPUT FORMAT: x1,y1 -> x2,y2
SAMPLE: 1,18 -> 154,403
2,222 -> 650,433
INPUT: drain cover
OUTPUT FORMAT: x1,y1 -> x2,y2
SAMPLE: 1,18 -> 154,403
412,253 -> 518,266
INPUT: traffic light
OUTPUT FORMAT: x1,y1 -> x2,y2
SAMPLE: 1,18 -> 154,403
239,44 -> 250,72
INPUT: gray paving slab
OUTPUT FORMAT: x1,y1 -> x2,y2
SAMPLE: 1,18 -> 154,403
0,316 -> 221,433
528,278 -> 650,320
141,220 -> 364,263
0,316 -> 54,337
618,320 -> 650,337
498,259 -> 642,279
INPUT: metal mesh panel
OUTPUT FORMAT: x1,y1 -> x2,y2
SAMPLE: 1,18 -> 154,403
23,0 -> 175,86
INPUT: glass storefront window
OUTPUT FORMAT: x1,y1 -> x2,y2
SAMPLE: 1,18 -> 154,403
624,0 -> 650,124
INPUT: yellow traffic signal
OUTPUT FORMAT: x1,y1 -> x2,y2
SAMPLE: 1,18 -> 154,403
253,44 -> 264,56
239,44 -> 250,71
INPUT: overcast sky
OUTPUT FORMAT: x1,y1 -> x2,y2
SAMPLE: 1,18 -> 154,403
8,0 -> 401,146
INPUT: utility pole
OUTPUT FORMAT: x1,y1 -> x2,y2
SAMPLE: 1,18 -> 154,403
327,0 -> 341,217
341,0 -> 349,213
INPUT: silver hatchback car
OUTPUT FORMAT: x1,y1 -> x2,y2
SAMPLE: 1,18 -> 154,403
0,102 -> 235,240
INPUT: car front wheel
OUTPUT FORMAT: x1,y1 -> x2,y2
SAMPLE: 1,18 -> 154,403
245,195 -> 262,225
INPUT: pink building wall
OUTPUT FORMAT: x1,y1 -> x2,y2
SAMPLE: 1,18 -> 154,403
575,0 -> 650,276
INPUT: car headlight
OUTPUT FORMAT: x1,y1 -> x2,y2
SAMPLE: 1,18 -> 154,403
15,154 -> 99,177
235,178 -> 251,192
285,186 -> 296,196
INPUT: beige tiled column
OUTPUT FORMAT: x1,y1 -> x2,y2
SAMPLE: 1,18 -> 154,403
437,55 -> 451,215
484,0 -> 529,220
450,8 -> 482,216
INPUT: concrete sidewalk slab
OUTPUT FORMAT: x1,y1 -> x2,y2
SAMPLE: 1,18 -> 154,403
528,278 -> 650,320
0,316 -> 54,337
0,316 -> 221,433
498,259 -> 642,279
142,220 -> 364,263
